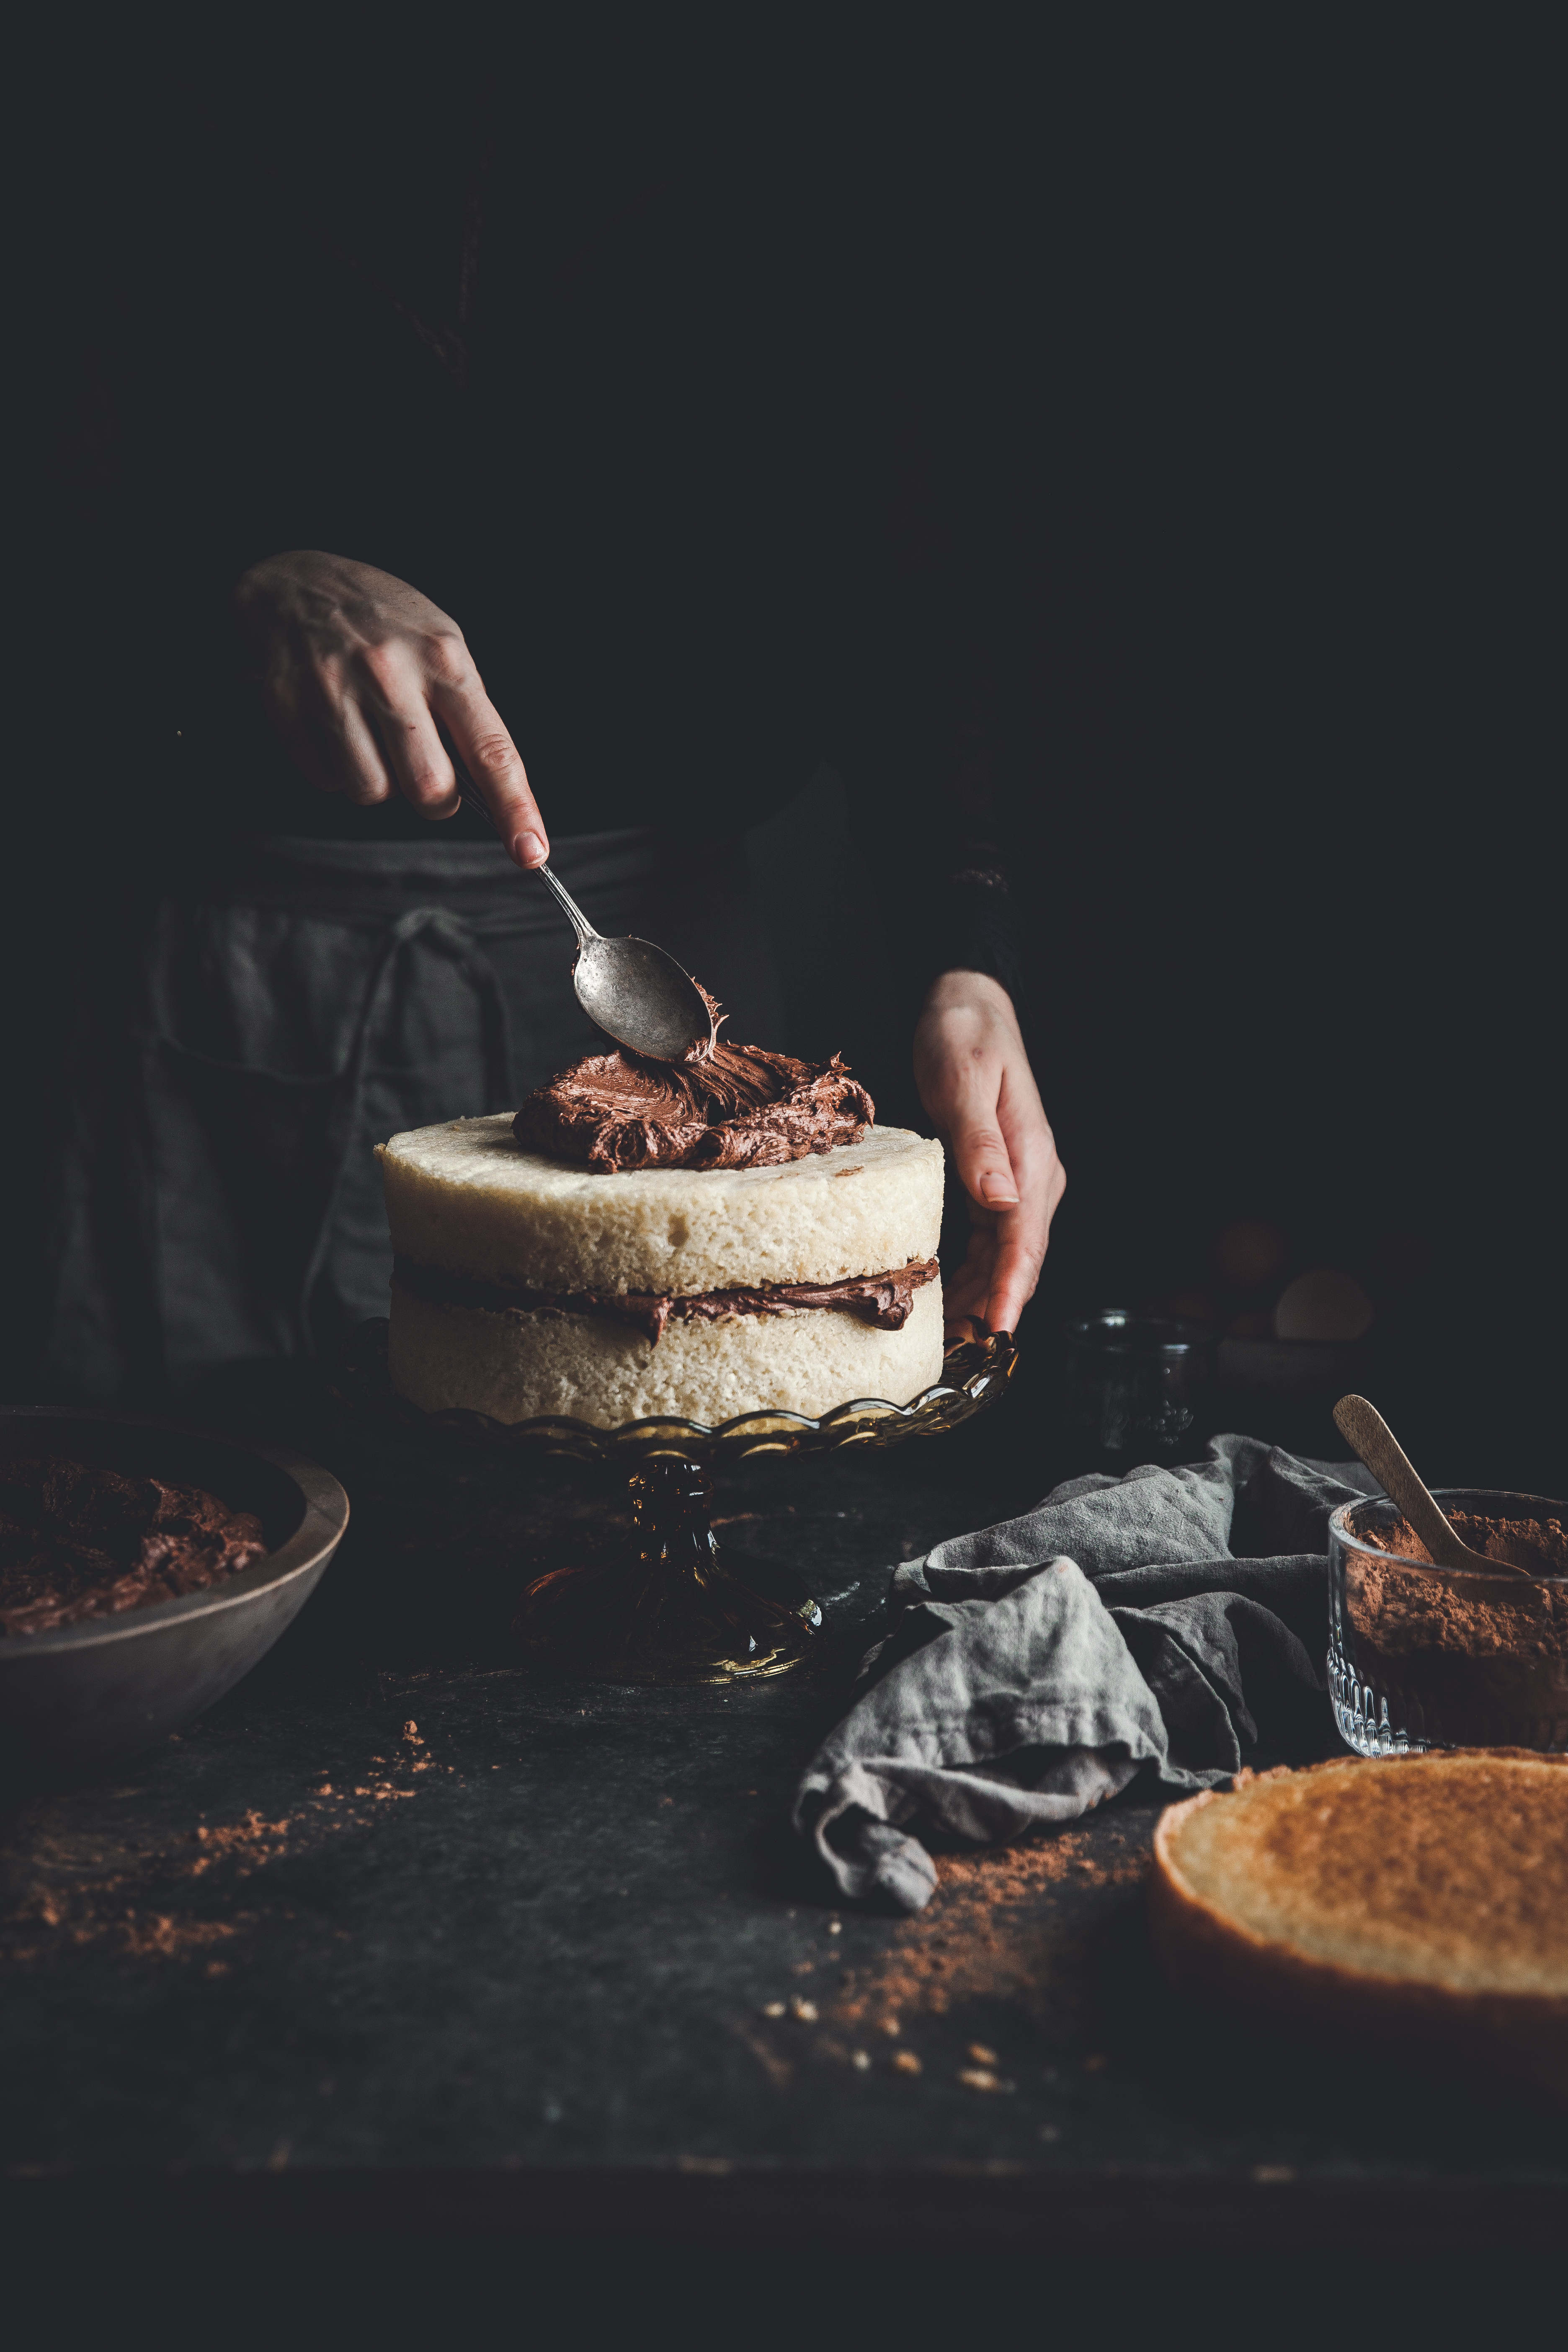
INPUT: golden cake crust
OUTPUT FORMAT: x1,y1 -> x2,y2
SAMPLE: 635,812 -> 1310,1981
1150,1751 -> 1568,2101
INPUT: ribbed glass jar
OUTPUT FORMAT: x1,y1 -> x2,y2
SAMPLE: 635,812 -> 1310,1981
1328,1489 -> 1568,1756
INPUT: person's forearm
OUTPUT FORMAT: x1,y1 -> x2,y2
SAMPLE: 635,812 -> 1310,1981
838,694 -> 1028,1024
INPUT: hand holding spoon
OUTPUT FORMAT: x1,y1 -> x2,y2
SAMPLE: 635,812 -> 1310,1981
1332,1395 -> 1537,1581
455,783 -> 712,1061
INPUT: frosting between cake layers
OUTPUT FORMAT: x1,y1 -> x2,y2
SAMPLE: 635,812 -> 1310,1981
393,1254 -> 938,1346
513,1024 -> 874,1173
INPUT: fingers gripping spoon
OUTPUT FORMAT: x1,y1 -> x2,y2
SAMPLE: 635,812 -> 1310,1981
1332,1395 -> 1538,1582
455,783 -> 713,1061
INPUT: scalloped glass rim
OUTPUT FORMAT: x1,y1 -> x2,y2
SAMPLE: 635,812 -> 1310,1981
334,1318 -> 1017,1462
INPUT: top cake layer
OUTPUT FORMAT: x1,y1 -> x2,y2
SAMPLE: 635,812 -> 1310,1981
377,1116 -> 944,1295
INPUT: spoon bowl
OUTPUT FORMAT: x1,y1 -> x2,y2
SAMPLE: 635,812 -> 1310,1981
571,932 -> 714,1062
456,783 -> 713,1061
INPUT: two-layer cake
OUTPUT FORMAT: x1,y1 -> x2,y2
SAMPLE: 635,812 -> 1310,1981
377,1028 -> 944,1428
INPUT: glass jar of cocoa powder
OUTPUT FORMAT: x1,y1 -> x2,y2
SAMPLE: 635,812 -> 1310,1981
1329,1490 -> 1568,1755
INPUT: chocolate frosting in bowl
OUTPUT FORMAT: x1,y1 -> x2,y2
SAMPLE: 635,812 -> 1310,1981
513,988 -> 874,1171
0,1456 -> 268,1637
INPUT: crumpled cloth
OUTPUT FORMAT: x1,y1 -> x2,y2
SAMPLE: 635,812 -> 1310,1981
792,1434 -> 1378,1911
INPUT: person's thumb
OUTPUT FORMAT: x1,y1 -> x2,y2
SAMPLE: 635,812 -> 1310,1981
950,1112 -> 1020,1210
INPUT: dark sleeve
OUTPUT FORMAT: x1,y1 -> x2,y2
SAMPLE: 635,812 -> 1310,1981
821,379 -> 1033,1031
173,258 -> 468,639
836,645 -> 1030,1030
74,211 -> 473,850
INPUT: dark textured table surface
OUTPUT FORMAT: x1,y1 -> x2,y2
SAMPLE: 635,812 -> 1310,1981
3,1368 -> 1564,2271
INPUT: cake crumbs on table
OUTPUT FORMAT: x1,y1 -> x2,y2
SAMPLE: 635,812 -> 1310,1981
738,2032 -> 794,2090
830,1827 -> 1144,2031
3,1757 -> 433,1967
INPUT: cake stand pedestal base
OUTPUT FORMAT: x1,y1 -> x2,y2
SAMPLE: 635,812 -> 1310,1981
514,1460 -> 820,1684
333,1318 -> 1016,1689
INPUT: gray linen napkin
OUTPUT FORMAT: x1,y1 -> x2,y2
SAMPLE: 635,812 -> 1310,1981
792,1434 -> 1378,1911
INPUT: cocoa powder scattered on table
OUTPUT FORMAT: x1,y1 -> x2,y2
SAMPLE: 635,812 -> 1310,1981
831,1830 -> 1142,2031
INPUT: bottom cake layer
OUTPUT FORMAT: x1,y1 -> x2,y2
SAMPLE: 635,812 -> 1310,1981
388,1275 -> 946,1426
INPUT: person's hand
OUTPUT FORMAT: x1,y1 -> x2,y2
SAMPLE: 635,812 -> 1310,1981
913,970 -> 1065,1336
234,550 -> 548,867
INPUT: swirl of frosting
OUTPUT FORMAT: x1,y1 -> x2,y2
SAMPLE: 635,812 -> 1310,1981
513,1003 -> 874,1171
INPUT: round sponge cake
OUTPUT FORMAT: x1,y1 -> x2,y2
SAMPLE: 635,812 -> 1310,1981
1151,1752 -> 1568,2101
376,1117 -> 943,1294
377,1116 -> 946,1428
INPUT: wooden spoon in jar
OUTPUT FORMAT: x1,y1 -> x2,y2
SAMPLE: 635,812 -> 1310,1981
1332,1395 -> 1538,1581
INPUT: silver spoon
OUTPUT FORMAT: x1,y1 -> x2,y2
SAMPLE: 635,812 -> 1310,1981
1332,1394 -> 1537,1582
454,783 -> 712,1061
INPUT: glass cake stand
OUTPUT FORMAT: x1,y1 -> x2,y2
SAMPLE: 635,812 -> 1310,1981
334,1318 -> 1017,1686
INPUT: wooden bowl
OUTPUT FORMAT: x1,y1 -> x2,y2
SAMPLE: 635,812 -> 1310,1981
0,1407 -> 348,1786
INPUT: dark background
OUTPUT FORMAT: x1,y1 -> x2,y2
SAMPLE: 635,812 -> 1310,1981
9,23 -> 1559,1488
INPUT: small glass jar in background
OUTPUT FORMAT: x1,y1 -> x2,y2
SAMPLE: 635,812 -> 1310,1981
1061,1312 -> 1218,1474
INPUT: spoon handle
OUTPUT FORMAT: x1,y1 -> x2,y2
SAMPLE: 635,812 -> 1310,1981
453,778 -> 503,833
454,782 -> 601,947
1332,1394 -> 1472,1571
534,862 -> 601,949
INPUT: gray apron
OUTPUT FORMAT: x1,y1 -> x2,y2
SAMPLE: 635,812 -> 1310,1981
44,828 -> 781,1402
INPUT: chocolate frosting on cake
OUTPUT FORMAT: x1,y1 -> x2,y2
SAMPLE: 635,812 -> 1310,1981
0,1456 -> 267,1637
393,1255 -> 938,1347
513,989 -> 874,1171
